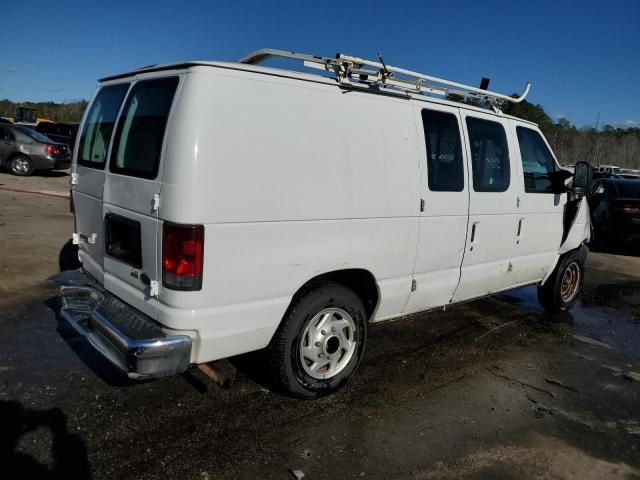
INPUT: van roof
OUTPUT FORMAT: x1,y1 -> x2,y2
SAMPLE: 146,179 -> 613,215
100,60 -> 538,127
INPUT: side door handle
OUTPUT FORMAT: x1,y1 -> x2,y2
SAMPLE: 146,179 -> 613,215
469,221 -> 479,250
517,218 -> 524,237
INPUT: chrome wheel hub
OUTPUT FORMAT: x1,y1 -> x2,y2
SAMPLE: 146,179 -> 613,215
299,307 -> 357,380
560,262 -> 581,303
14,158 -> 29,174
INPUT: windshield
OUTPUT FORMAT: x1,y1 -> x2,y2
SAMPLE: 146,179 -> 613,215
15,126 -> 54,143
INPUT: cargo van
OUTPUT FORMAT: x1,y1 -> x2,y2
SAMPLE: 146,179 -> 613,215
57,49 -> 592,398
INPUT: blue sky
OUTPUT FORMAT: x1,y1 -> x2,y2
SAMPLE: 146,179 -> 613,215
2,0 -> 638,128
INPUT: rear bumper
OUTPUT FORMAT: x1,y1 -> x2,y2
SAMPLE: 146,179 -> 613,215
31,154 -> 71,170
53,270 -> 191,379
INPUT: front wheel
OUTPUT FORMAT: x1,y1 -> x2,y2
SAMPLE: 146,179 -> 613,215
537,248 -> 586,312
267,283 -> 368,398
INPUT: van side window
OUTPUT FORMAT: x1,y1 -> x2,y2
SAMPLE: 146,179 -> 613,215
110,77 -> 179,179
77,84 -> 129,169
465,117 -> 510,192
516,127 -> 556,193
421,109 -> 464,192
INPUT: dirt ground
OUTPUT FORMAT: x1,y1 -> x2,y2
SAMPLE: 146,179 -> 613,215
0,171 -> 639,480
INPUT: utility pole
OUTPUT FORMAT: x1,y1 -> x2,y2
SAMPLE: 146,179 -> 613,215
593,112 -> 601,165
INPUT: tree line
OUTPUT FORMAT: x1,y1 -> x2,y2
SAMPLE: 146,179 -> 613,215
0,99 -> 88,124
1,96 -> 638,169
502,100 -> 639,170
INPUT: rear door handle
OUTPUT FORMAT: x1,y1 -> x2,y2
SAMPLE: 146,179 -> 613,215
470,221 -> 479,249
470,222 -> 478,242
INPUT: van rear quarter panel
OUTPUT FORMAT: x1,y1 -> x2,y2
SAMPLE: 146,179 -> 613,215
158,68 -> 420,361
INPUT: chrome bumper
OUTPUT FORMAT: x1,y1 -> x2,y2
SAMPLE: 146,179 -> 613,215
53,270 -> 191,379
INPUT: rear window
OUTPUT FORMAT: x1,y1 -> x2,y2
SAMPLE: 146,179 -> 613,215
614,182 -> 640,198
36,123 -> 52,133
110,77 -> 179,179
16,126 -> 52,143
77,84 -> 129,169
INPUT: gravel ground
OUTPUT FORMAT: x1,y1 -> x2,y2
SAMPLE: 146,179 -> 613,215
0,171 -> 639,479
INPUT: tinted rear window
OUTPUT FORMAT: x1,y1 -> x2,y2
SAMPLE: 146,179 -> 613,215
16,126 -> 52,143
36,123 -> 52,133
110,77 -> 179,179
77,84 -> 129,169
614,182 -> 640,198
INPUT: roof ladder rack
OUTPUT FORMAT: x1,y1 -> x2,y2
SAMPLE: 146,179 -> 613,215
238,48 -> 531,110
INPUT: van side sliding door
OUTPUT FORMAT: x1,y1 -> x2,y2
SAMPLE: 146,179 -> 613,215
452,110 -> 519,302
403,103 -> 469,314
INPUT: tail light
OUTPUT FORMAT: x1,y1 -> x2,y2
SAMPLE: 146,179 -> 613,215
162,223 -> 204,290
621,206 -> 640,215
45,145 -> 61,155
613,203 -> 640,215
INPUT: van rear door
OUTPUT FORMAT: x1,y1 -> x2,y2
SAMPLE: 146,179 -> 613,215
102,76 -> 180,319
73,83 -> 130,284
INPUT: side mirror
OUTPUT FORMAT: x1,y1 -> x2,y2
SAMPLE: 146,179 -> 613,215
572,161 -> 592,196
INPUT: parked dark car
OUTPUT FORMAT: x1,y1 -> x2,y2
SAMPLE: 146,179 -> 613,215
35,121 -> 79,148
0,124 -> 71,176
588,178 -> 640,248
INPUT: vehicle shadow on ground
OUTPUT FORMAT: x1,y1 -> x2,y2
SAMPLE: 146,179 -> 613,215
37,170 -> 70,178
0,400 -> 90,479
0,169 -> 69,179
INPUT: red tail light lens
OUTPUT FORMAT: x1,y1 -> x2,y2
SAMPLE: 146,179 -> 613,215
45,145 -> 61,155
162,223 -> 204,290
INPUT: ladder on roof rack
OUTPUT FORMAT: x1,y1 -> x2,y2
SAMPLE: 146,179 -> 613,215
238,48 -> 530,109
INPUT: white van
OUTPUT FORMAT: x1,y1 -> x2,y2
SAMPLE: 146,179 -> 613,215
57,49 -> 592,397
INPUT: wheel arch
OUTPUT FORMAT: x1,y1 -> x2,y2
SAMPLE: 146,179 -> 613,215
540,244 -> 588,286
287,268 -> 380,321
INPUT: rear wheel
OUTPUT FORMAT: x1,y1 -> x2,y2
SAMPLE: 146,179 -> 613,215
8,154 -> 34,176
267,283 -> 368,398
537,248 -> 586,312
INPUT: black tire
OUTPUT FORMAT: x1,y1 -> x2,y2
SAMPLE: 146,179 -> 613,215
59,239 -> 81,271
267,283 -> 368,398
537,247 -> 586,312
8,154 -> 34,176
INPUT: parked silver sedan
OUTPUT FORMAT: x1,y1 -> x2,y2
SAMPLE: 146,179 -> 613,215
0,124 -> 71,176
